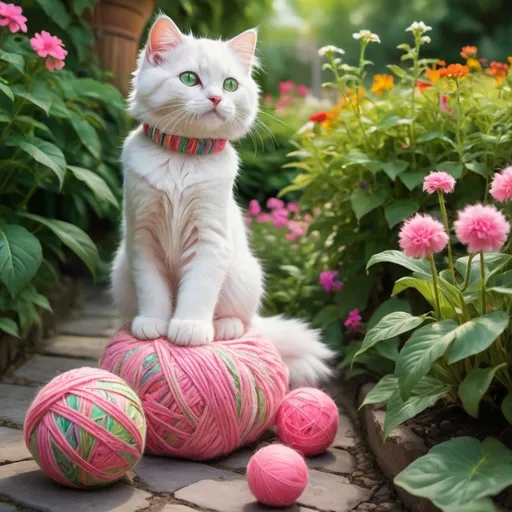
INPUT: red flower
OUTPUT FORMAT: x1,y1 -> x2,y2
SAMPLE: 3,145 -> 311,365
416,80 -> 432,91
309,112 -> 328,123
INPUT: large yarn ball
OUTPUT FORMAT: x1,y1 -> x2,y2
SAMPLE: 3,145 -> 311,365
24,367 -> 146,488
247,444 -> 309,507
100,327 -> 289,460
276,387 -> 339,456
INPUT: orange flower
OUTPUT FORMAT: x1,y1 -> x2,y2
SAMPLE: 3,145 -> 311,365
508,57 -> 512,66
466,58 -> 482,72
437,60 -> 446,67
460,46 -> 478,59
487,61 -> 509,83
439,64 -> 470,79
370,74 -> 394,96
416,80 -> 432,91
425,67 -> 440,84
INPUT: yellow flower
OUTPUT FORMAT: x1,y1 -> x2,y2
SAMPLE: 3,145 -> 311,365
370,74 -> 394,96
425,67 -> 440,84
466,58 -> 482,72
508,57 -> 512,66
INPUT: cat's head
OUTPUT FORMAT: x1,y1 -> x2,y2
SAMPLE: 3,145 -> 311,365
129,15 -> 259,141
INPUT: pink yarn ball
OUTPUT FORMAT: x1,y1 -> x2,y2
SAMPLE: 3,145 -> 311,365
24,367 -> 146,488
276,388 -> 339,456
247,444 -> 309,507
100,327 -> 288,460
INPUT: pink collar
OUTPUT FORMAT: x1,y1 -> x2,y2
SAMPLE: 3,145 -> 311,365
143,123 -> 227,155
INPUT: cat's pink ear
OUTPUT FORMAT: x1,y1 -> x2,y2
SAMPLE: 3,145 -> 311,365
228,29 -> 257,73
147,16 -> 183,65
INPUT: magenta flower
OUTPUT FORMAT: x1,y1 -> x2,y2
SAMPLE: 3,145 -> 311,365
248,199 -> 261,216
423,171 -> 456,195
278,80 -> 294,96
454,204 -> 510,253
271,208 -> 289,228
30,31 -> 68,72
440,95 -> 452,115
296,84 -> 310,97
0,2 -> 27,33
285,221 -> 306,241
287,202 -> 300,213
399,214 -> 448,258
267,197 -> 285,210
256,213 -> 272,223
345,309 -> 362,332
490,166 -> 512,203
319,271 -> 343,292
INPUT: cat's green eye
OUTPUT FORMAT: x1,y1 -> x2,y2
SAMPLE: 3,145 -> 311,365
180,71 -> 200,87
223,77 -> 238,92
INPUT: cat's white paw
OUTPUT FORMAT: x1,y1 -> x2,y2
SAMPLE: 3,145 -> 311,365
132,316 -> 168,340
214,317 -> 244,340
168,319 -> 214,346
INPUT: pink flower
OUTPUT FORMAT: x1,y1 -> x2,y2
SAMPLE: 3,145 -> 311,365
304,213 -> 313,224
490,166 -> 512,202
278,80 -> 294,96
267,197 -> 285,210
285,221 -> 306,241
45,57 -> 65,72
248,199 -> 261,216
0,2 -> 27,33
271,208 -> 289,228
287,202 -> 300,213
345,309 -> 362,332
30,31 -> 68,60
440,95 -> 452,115
256,213 -> 272,223
423,171 -> 456,194
399,214 -> 448,258
296,84 -> 310,97
454,204 -> 510,253
319,271 -> 343,292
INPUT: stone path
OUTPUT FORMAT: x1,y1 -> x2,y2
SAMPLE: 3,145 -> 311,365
0,283 -> 404,512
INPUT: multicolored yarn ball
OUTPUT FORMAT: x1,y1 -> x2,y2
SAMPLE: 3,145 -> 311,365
99,327 -> 289,460
24,367 -> 146,488
276,387 -> 339,456
247,444 -> 309,507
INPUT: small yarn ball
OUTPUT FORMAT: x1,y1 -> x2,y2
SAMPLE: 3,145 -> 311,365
276,387 -> 339,456
247,444 -> 309,507
100,327 -> 289,460
24,367 -> 146,488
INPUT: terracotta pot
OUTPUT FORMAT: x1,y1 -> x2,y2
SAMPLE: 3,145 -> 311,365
86,0 -> 156,95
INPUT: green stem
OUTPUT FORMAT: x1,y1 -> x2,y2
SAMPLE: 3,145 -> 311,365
461,253 -> 475,292
428,255 -> 442,318
455,80 -> 464,162
480,251 -> 487,315
409,36 -> 421,169
437,190 -> 456,284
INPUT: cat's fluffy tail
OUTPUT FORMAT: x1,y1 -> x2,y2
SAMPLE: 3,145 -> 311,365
252,315 -> 335,388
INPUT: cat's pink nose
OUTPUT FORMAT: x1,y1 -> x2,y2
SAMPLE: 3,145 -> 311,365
208,95 -> 222,107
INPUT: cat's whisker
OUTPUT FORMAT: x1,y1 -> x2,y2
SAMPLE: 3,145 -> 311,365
259,110 -> 292,130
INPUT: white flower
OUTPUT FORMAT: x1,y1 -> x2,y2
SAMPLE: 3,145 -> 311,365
333,58 -> 342,65
353,29 -> 381,43
421,35 -> 431,44
298,121 -> 314,134
318,45 -> 345,57
406,21 -> 432,34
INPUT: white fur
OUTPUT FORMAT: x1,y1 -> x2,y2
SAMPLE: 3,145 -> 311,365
111,15 -> 334,386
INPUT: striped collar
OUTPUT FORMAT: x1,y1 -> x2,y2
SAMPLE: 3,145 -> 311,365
143,123 -> 227,155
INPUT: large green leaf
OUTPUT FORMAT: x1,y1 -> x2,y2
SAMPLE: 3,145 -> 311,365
382,160 -> 409,180
0,317 -> 20,337
0,83 -> 13,102
455,253 -> 511,290
359,374 -> 398,408
384,376 -> 450,437
487,270 -> 512,295
0,223 -> 42,297
395,437 -> 512,510
501,394 -> 512,425
35,0 -> 70,28
67,166 -> 118,208
367,250 -> 431,276
0,51 -> 24,74
17,213 -> 98,277
445,499 -> 496,512
72,0 -> 96,15
459,364 -> 506,418
5,134 -> 66,187
350,188 -> 387,221
11,85 -> 52,115
384,200 -> 419,228
447,311 -> 509,363
66,78 -> 125,110
69,112 -> 102,159
354,312 -> 426,362
396,320 -> 458,400
367,298 -> 411,330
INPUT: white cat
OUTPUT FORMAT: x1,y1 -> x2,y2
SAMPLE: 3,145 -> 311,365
111,14 -> 334,387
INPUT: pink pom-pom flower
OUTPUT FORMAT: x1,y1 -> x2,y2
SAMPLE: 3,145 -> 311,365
399,214 -> 448,258
30,31 -> 68,72
0,2 -> 27,33
345,309 -> 362,332
248,200 -> 261,216
454,204 -> 510,253
319,271 -> 343,292
267,197 -> 285,210
423,171 -> 456,194
490,166 -> 512,203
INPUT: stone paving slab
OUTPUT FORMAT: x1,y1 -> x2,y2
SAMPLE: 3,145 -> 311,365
43,335 -> 108,360
135,456 -> 238,493
0,504 -> 16,512
216,449 -> 253,470
0,427 -> 30,463
0,461 -> 151,512
162,506 -> 197,512
308,449 -> 356,474
57,317 -> 121,338
0,384 -> 36,425
12,355 -> 92,384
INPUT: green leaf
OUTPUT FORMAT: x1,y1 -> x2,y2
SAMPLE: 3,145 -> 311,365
382,160 -> 409,180
445,499 -> 496,512
69,112 -> 102,159
354,312 -> 426,362
501,394 -> 512,425
374,115 -> 413,132
0,317 -> 20,337
17,213 -> 98,278
384,200 -> 419,228
0,51 -> 24,74
312,305 -> 341,328
35,0 -> 70,29
465,162 -> 488,178
417,131 -> 454,145
0,83 -> 13,102
395,437 -> 512,509
487,270 -> 512,295
447,311 -> 510,363
384,376 -> 450,437
396,320 -> 458,400
6,134 -> 66,187
387,64 -> 407,78
367,298 -> 411,330
15,115 -> 51,135
359,375 -> 398,408
459,364 -> 506,418
375,339 -> 400,361
399,171 -> 428,191
367,250 -> 431,277
350,189 -> 387,221
67,166 -> 118,208
279,265 -> 304,281
0,223 -> 43,297
66,78 -> 125,110
72,0 -> 96,16
11,85 -> 52,115
437,161 -> 463,179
